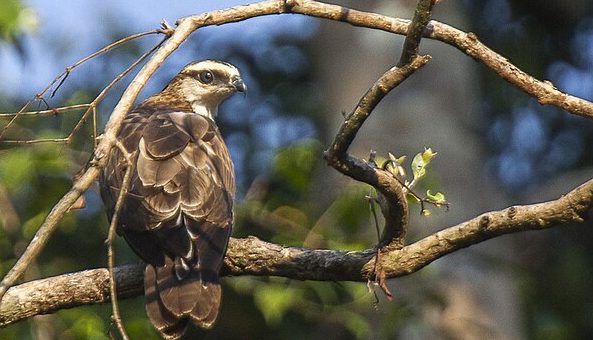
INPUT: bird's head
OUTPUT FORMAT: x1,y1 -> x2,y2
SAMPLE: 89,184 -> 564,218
164,60 -> 246,119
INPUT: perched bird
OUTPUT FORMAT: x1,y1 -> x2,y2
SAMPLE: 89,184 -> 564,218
100,60 -> 245,339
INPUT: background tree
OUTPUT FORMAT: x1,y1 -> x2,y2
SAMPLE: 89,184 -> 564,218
0,1 -> 592,339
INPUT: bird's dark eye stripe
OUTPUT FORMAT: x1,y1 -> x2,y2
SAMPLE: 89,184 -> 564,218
183,70 -> 226,84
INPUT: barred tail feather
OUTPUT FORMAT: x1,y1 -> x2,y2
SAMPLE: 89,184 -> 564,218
190,279 -> 221,329
145,265 -> 189,339
144,257 -> 222,339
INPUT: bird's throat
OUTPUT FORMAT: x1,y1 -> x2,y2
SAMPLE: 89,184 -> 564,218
192,102 -> 218,120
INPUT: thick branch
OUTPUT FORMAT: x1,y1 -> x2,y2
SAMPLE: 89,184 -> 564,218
1,178 -> 591,327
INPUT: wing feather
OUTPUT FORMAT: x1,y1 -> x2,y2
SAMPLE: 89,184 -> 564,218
143,115 -> 190,159
101,107 -> 234,335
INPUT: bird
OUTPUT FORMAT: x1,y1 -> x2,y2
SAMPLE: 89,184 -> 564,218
99,60 -> 245,339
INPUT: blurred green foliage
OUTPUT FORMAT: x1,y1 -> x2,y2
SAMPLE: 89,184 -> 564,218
0,0 -> 37,55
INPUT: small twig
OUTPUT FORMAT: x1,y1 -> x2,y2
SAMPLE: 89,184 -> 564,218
106,141 -> 135,340
92,105 -> 98,147
158,19 -> 175,37
365,193 -> 394,302
0,104 -> 91,118
366,193 -> 381,242
0,138 -> 69,145
0,29 -> 162,141
63,37 -> 167,145
0,36 -> 166,146
50,69 -> 71,98
49,30 -> 162,99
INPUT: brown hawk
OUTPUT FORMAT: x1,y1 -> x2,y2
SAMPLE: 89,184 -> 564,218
100,60 -> 244,339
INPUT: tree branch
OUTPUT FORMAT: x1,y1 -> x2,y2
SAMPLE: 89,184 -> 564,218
398,0 -> 435,66
324,0 -> 437,250
2,0 -> 593,328
1,178 -> 591,327
4,0 -> 592,301
324,56 -> 430,249
286,0 -> 593,120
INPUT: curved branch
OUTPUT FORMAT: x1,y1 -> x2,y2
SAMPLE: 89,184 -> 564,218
1,178 -> 591,327
324,0 -> 436,249
286,0 -> 593,119
323,56 -> 432,248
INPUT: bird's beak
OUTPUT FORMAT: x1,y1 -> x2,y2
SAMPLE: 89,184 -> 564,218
232,77 -> 247,94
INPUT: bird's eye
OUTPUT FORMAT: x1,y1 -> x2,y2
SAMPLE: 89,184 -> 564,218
198,71 -> 214,84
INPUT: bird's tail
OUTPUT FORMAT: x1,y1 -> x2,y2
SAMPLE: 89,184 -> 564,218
144,257 -> 222,339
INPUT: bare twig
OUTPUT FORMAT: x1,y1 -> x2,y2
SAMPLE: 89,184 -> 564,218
106,142 -> 135,340
0,30 -> 162,141
0,36 -> 167,146
63,37 -> 167,145
0,30 -> 172,300
0,104 -> 91,118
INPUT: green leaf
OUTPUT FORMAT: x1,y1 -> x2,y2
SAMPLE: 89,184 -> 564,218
421,147 -> 437,162
411,152 -> 426,181
387,152 -> 406,177
411,147 -> 437,182
0,0 -> 38,41
426,190 -> 447,204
